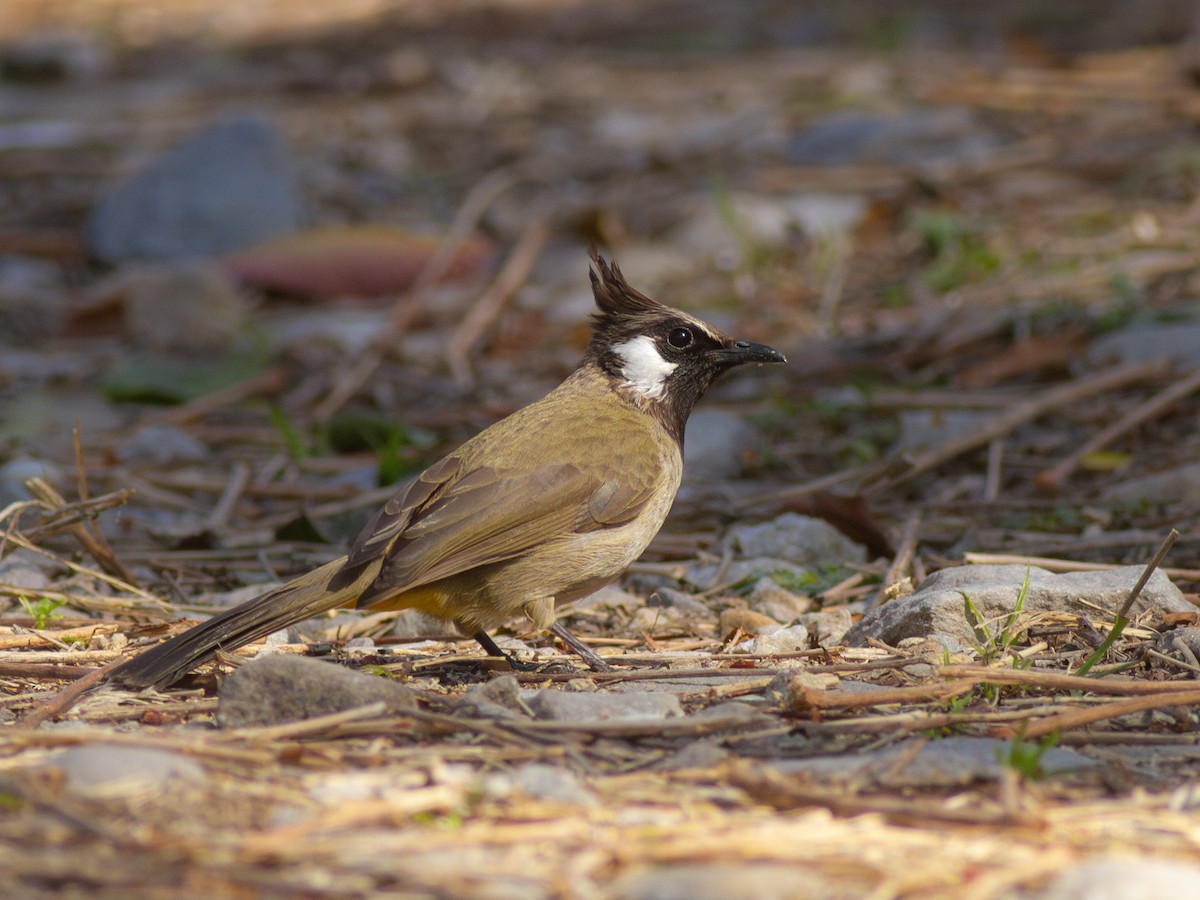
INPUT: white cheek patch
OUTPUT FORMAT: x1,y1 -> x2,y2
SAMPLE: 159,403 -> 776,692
613,334 -> 677,399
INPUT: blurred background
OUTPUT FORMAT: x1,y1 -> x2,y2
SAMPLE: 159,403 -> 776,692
3,0 -> 1200,573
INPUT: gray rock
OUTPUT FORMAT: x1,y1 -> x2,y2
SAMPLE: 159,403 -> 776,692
685,557 -> 816,593
1085,321 -> 1200,369
512,763 -> 598,807
773,736 -> 1096,788
1157,626 -> 1200,665
732,623 -> 809,655
846,565 -> 1192,653
0,457 -> 62,506
683,409 -> 767,480
1105,461 -> 1200,506
88,116 -> 303,263
609,863 -> 841,900
726,513 -> 865,566
524,689 -> 683,723
1041,858 -> 1200,900
745,577 -> 815,621
453,675 -> 530,720
115,424 -> 208,466
104,262 -> 247,352
646,587 -> 711,618
50,745 -> 205,798
217,654 -> 416,728
651,741 -> 730,771
896,408 -> 996,453
787,107 -> 1000,167
797,607 -> 855,646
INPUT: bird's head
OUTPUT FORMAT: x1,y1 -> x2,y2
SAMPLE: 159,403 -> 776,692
586,251 -> 785,441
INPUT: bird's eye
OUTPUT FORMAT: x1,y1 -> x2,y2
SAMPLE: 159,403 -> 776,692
667,327 -> 694,349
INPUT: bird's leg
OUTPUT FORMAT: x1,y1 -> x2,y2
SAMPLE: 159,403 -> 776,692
471,630 -> 543,672
548,621 -> 613,673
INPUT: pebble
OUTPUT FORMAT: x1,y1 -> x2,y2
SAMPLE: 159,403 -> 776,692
453,675 -> 529,720
1085,321 -> 1200,369
718,607 -> 780,635
732,623 -> 809,655
50,745 -> 206,798
0,457 -> 63,506
845,564 -> 1193,653
217,654 -> 417,728
772,735 -> 1096,788
523,689 -> 683,723
511,763 -> 598,808
796,607 -> 855,646
787,106 -> 1000,167
88,262 -> 247,352
745,577 -> 816,620
683,409 -> 768,480
1040,857 -> 1200,900
610,863 -> 839,900
88,115 -> 303,263
725,513 -> 865,566
1105,461 -> 1200,506
115,424 -> 208,466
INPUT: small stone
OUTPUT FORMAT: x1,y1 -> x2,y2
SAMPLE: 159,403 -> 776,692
523,689 -> 683,723
342,637 -> 375,655
684,557 -> 816,593
88,115 -> 303,263
50,745 -> 205,798
0,458 -> 62,506
772,735 -> 1096,788
846,565 -> 1194,654
745,577 -> 815,620
797,607 -> 855,646
1105,461 -> 1200,506
610,863 -> 837,900
787,107 -> 1000,167
512,763 -> 598,807
453,675 -> 529,720
895,408 -> 997,453
732,623 -> 809,655
1086,321 -> 1200,369
217,654 -> 416,728
115,424 -> 208,466
1040,858 -> 1200,900
683,409 -> 768,480
718,607 -> 780,636
92,262 -> 247,352
646,588 -> 710,618
726,513 -> 865,566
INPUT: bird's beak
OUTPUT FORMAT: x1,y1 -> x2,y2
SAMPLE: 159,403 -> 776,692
710,340 -> 787,367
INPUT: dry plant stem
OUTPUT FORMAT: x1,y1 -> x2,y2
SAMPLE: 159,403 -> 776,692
205,460 -> 250,531
23,476 -> 137,585
787,681 -> 975,713
314,167 -> 522,422
1117,528 -> 1178,621
874,513 -> 921,610
159,365 -> 289,426
725,761 -> 1027,827
3,530 -> 165,606
15,660 -> 119,729
1037,366 -> 1200,493
937,664 -> 1200,695
864,359 -> 1171,495
447,218 -> 552,388
1076,528 -> 1178,676
19,489 -> 134,542
1011,688 -> 1200,740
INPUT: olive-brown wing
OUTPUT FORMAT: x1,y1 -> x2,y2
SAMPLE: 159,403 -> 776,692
354,458 -> 659,607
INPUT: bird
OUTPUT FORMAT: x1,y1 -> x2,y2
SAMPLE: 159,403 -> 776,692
112,250 -> 786,690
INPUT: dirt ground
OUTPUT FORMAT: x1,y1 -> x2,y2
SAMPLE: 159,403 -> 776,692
3,1 -> 1200,897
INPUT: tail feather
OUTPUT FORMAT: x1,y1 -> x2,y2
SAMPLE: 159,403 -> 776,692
111,558 -> 367,690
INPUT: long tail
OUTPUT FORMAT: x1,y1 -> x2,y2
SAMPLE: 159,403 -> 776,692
111,558 -> 370,691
